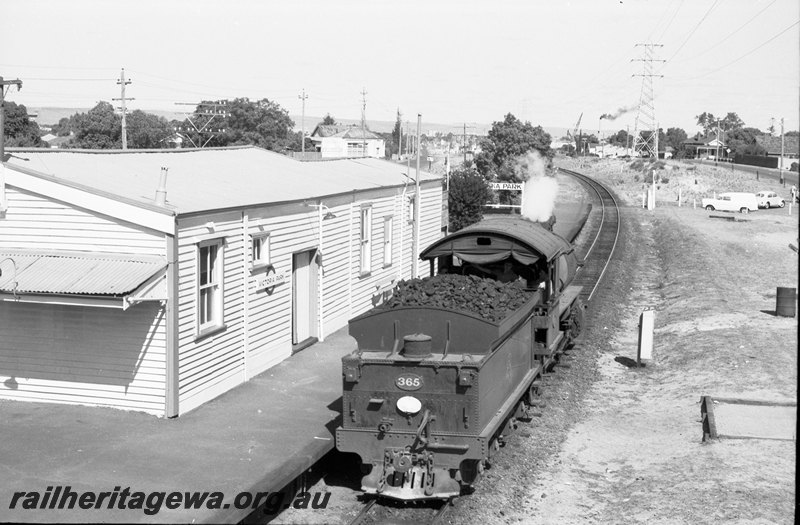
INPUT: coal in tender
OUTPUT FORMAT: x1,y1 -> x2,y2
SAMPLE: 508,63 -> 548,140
382,274 -> 533,322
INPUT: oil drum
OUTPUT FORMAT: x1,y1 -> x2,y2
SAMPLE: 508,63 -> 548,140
776,287 -> 797,318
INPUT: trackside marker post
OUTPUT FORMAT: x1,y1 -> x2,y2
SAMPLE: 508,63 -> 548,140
638,308 -> 654,366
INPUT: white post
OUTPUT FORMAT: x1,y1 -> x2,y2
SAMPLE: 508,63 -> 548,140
638,308 -> 655,365
678,187 -> 682,207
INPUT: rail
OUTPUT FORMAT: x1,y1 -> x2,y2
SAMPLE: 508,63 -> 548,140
559,168 -> 622,302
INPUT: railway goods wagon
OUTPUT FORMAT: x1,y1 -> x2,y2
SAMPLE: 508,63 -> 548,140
336,216 -> 584,501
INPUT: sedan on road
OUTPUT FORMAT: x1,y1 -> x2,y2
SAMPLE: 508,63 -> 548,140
755,191 -> 785,208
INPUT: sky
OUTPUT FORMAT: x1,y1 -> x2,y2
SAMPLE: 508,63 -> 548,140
1,0 -> 798,137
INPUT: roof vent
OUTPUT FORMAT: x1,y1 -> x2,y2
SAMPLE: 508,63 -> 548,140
155,167 -> 168,205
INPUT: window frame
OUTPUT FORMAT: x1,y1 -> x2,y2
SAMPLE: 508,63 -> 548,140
359,204 -> 373,276
251,232 -> 271,271
196,238 -> 225,338
382,215 -> 393,268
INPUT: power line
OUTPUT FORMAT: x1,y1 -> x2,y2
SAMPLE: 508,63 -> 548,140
670,0 -> 781,64
664,0 -> 720,64
683,19 -> 800,80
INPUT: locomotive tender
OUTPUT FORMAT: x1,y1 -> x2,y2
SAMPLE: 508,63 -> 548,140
336,215 -> 584,501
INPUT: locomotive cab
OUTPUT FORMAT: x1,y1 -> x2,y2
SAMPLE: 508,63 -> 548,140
336,216 -> 584,501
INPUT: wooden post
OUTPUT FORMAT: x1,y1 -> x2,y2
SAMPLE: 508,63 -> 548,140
637,308 -> 654,366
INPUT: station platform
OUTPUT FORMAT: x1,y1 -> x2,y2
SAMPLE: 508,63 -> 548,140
0,200 -> 592,524
0,329 -> 356,524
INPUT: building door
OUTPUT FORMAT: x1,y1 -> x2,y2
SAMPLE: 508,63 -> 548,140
292,249 -> 318,348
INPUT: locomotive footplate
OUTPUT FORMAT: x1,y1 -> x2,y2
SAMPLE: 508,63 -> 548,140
362,448 -> 461,500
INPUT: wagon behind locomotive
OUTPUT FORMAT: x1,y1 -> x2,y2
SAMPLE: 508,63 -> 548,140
336,216 -> 584,501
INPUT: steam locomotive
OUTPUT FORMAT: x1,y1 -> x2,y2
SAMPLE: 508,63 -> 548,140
335,215 -> 584,501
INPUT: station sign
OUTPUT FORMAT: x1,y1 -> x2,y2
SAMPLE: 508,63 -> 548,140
488,182 -> 523,191
257,270 -> 289,290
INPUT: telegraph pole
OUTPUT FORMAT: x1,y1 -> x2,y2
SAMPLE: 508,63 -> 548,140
298,89 -> 308,153
463,123 -> 467,164
174,101 -> 228,148
780,117 -> 785,172
113,68 -> 133,150
413,114 -> 422,279
360,87 -> 367,157
632,43 -> 664,158
0,76 -> 23,162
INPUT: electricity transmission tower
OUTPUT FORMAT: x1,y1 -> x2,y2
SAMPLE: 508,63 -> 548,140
174,100 -> 229,148
632,44 -> 664,158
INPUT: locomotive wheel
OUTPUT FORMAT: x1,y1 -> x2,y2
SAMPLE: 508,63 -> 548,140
459,460 -> 483,484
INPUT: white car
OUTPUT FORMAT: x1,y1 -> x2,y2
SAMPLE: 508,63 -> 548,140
701,192 -> 759,214
755,191 -> 785,209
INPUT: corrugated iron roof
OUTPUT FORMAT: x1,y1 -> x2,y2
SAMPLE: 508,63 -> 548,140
0,251 -> 166,296
5,146 -> 439,215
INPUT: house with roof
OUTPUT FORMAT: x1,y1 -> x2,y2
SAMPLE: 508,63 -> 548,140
309,125 -> 386,158
0,146 -> 443,417
756,134 -> 800,169
681,135 -> 727,159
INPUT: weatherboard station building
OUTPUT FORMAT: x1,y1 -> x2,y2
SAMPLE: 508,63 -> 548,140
0,146 -> 443,417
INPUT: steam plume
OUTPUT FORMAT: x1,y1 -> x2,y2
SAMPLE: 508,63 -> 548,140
600,105 -> 637,121
515,151 -> 558,222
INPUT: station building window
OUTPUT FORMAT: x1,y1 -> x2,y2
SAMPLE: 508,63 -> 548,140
383,216 -> 393,268
360,205 -> 372,275
251,232 -> 270,269
197,239 -> 224,336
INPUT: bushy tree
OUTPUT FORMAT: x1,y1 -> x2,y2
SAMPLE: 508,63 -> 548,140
2,101 -> 44,147
474,113 -> 552,181
321,114 -> 336,125
664,127 -> 688,157
726,127 -> 766,156
448,165 -> 491,232
126,110 -> 174,149
69,101 -> 121,149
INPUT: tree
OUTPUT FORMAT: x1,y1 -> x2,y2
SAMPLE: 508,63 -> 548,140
695,112 -> 716,135
126,110 -> 174,149
720,112 -> 744,132
725,127 -> 766,156
390,109 -> 402,158
608,129 -> 629,147
448,165 -> 491,232
69,101 -> 121,149
187,98 -> 296,152
2,101 -> 44,147
664,127 -> 688,157
473,113 -> 552,181
321,114 -> 336,125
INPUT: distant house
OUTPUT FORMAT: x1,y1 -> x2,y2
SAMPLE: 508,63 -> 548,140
41,133 -> 73,149
309,125 -> 385,158
756,134 -> 799,169
681,135 -> 727,159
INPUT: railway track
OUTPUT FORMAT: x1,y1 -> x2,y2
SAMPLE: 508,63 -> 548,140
560,168 -> 621,303
326,168 -> 622,525
348,497 -> 453,525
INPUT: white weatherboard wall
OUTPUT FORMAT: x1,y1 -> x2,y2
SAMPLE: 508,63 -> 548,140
0,186 -> 166,255
0,302 -> 167,414
176,210 -> 245,414
245,205 -> 321,379
0,185 -> 169,415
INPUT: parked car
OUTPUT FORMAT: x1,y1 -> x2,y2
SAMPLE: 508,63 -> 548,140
755,191 -> 785,209
701,192 -> 759,214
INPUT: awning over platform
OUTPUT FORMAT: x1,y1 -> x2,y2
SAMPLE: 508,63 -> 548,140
0,250 -> 167,308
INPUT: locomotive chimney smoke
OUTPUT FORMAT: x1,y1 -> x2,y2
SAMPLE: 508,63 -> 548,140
155,167 -> 168,205
516,151 -> 558,223
600,105 -> 636,122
